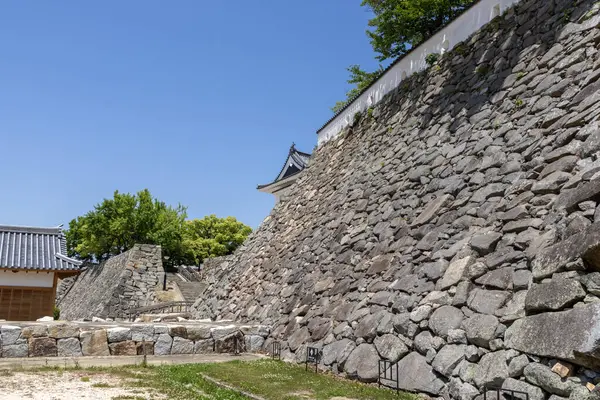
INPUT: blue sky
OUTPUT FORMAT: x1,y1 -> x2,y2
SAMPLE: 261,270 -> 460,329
0,1 -> 379,229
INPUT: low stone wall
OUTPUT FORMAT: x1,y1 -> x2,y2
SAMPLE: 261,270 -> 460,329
0,321 -> 270,358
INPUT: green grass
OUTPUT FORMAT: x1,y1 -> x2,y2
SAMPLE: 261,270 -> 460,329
20,360 -> 414,400
197,359 -> 415,400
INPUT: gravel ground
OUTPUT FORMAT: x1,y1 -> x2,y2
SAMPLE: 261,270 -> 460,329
0,370 -> 161,400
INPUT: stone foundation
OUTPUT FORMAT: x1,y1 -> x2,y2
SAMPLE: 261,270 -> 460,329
0,321 -> 269,358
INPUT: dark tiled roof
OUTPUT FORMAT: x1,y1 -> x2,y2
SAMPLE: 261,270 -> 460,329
257,144 -> 311,190
0,225 -> 82,271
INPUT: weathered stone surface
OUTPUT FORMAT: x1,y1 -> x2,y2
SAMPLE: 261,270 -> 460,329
131,325 -> 155,342
109,340 -> 137,356
523,363 -> 575,396
525,279 -> 586,312
463,314 -> 499,348
60,244 -> 163,321
187,326 -> 212,341
171,337 -> 194,354
503,378 -> 545,400
57,337 -> 82,357
532,222 -> 600,279
245,335 -> 265,352
80,330 -> 109,356
395,352 -> 444,395
28,337 -> 57,357
154,333 -> 173,355
215,332 -> 245,353
48,323 -> 79,339
508,354 -> 530,378
1,325 -> 22,345
106,327 -> 131,343
21,325 -> 48,338
194,339 -> 214,353
288,327 -> 310,351
429,306 -> 464,337
506,304 -> 600,369
2,343 -> 28,358
373,334 -> 408,363
438,256 -> 473,290
467,289 -> 510,315
475,268 -> 514,290
412,195 -> 452,226
471,232 -> 503,256
432,344 -> 466,377
473,351 -> 509,388
344,344 -> 379,382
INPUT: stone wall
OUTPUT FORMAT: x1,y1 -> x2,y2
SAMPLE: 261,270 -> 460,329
193,0 -> 600,398
59,245 -> 163,320
0,321 -> 268,358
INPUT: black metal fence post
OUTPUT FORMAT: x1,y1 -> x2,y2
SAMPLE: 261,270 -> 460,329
272,342 -> 281,360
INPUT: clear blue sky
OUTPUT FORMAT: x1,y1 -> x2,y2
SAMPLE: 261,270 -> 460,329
0,1 -> 379,229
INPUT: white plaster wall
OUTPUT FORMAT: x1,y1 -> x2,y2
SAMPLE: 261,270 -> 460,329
0,270 -> 54,288
317,0 -> 520,146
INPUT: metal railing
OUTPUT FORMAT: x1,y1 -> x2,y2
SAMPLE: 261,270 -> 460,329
126,301 -> 195,321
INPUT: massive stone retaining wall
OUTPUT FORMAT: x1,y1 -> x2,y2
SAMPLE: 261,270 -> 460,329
0,321 -> 268,358
59,245 -> 163,320
193,0 -> 600,398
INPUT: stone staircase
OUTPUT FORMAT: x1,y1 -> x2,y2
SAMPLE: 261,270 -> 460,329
174,281 -> 207,302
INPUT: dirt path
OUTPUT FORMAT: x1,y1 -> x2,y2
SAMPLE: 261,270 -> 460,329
0,370 -> 161,400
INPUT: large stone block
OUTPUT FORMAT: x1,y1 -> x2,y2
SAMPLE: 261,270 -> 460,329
49,323 -> 79,339
506,303 -> 600,369
437,256 -> 473,290
28,337 -> 57,357
412,194 -> 453,226
57,338 -> 82,357
344,343 -> 379,382
532,222 -> 600,279
395,352 -> 444,395
187,326 -> 212,341
171,337 -> 194,354
107,327 -> 131,343
194,339 -> 214,353
524,279 -> 586,312
153,333 -> 173,356
429,306 -> 464,337
473,351 -> 509,388
215,332 -> 245,353
463,314 -> 499,348
80,330 -> 109,356
2,343 -> 28,358
1,325 -> 22,345
109,340 -> 137,356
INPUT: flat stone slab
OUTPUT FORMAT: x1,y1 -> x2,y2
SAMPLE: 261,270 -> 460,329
506,303 -> 600,369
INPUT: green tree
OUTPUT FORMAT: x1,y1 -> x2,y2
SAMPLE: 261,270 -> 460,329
66,189 -> 187,266
331,65 -> 384,113
333,0 -> 476,112
182,215 -> 252,265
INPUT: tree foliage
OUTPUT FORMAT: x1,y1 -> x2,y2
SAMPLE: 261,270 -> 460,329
66,190 -> 252,267
182,215 -> 252,265
331,65 -> 384,113
332,0 -> 476,112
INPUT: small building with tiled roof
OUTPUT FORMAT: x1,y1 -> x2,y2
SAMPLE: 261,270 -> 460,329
257,144 -> 311,204
0,225 -> 82,320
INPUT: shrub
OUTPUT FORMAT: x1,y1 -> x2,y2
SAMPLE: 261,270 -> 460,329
53,306 -> 60,320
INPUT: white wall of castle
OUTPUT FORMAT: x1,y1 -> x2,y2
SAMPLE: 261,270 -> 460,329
0,269 -> 54,288
317,0 -> 520,146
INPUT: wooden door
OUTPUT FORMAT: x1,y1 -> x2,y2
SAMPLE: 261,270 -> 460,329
0,286 -> 54,321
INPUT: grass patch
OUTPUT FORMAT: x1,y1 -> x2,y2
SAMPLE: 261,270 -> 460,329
198,359 -> 414,400
17,360 -> 414,400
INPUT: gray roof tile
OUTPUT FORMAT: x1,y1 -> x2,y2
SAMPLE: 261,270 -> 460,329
0,225 -> 82,271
